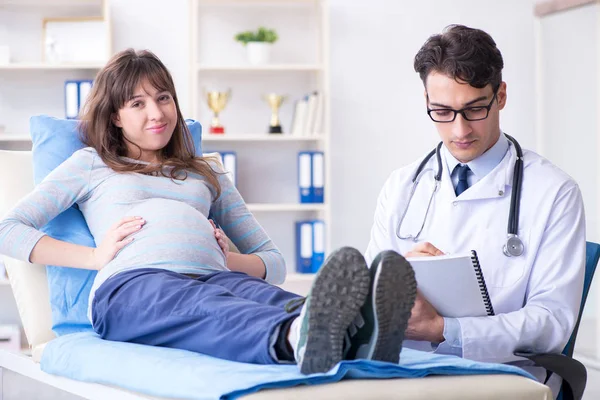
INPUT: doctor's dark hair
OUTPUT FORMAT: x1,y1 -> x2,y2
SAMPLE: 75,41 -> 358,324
78,48 -> 222,198
413,25 -> 504,90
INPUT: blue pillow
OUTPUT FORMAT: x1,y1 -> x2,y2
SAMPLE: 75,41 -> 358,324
30,115 -> 203,336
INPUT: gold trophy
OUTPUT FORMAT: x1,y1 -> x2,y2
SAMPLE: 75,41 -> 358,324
263,93 -> 286,134
205,90 -> 231,134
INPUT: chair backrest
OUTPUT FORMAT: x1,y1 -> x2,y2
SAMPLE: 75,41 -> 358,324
563,241 -> 600,357
0,150 -> 56,348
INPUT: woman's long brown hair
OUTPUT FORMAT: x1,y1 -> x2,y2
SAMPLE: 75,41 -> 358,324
78,48 -> 221,199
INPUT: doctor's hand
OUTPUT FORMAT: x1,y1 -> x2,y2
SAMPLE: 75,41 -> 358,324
405,291 -> 445,343
404,242 -> 444,258
91,216 -> 145,270
210,219 -> 230,258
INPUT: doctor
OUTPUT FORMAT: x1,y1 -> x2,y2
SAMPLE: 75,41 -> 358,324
365,25 -> 585,395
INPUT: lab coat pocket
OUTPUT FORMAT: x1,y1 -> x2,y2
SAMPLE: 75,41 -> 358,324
484,227 -> 531,289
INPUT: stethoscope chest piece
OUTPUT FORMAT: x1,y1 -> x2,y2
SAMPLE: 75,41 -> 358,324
503,234 -> 524,257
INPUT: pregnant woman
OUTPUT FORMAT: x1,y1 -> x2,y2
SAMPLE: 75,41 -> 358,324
0,48 -> 416,374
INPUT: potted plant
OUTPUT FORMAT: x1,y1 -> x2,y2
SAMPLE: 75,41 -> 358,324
234,26 -> 278,65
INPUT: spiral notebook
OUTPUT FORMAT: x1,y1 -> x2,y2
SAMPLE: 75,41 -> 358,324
406,250 -> 494,318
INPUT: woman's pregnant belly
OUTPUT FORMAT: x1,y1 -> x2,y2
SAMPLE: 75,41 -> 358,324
108,198 -> 226,273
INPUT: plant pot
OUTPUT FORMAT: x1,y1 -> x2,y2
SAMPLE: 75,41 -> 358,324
246,42 -> 272,65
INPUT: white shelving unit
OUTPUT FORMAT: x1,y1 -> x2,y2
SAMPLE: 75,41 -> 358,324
202,134 -> 324,142
0,0 -> 112,352
0,0 -> 111,149
197,64 -> 323,71
246,203 -> 326,212
198,0 -> 318,4
190,0 -> 330,281
0,134 -> 31,142
0,63 -> 105,70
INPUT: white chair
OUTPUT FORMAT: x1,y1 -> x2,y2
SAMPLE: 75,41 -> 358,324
0,150 -> 553,400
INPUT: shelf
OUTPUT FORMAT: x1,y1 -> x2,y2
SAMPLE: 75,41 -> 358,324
0,63 -> 104,70
246,203 -> 325,212
0,134 -> 31,142
0,0 -> 102,5
0,134 -> 324,143
197,0 -> 318,6
202,134 -> 324,142
197,64 -> 322,72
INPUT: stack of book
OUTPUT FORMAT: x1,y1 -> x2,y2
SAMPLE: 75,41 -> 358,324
290,91 -> 323,137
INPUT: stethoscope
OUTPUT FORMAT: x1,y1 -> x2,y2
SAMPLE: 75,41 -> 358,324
396,133 -> 525,257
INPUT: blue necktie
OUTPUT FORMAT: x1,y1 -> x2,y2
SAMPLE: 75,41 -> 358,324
454,164 -> 470,196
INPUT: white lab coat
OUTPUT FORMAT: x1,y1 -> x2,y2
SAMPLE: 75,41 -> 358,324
365,142 -> 585,392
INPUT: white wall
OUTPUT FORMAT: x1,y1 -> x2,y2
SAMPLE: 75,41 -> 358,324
328,0 -> 537,252
537,3 -> 599,321
538,4 -> 598,243
110,0 -> 192,116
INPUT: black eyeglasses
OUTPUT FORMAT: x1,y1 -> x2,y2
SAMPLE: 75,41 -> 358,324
427,91 -> 498,123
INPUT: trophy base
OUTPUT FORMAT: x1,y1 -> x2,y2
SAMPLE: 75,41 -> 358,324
210,126 -> 225,134
268,125 -> 283,134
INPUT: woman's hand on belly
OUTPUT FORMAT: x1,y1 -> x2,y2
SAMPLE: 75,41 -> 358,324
91,216 -> 145,270
210,219 -> 230,259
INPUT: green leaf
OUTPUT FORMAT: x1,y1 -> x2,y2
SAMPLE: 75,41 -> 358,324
234,27 -> 278,45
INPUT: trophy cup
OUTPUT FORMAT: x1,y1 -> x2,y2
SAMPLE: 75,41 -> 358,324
205,90 -> 231,134
263,93 -> 286,134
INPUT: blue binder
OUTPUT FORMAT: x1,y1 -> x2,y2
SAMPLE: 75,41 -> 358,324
78,80 -> 93,109
64,80 -> 93,120
64,80 -> 79,119
311,220 -> 325,272
298,152 -> 312,203
220,151 -> 237,187
311,151 -> 324,203
295,220 -> 313,273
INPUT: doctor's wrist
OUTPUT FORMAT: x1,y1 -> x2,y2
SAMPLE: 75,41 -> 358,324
416,315 -> 445,344
433,315 -> 445,343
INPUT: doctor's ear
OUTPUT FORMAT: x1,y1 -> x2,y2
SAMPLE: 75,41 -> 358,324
496,82 -> 507,110
112,113 -> 123,128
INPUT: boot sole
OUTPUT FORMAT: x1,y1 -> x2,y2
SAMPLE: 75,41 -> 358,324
370,250 -> 417,363
300,247 -> 370,374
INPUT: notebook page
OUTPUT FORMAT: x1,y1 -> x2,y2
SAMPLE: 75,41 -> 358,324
406,253 -> 488,318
